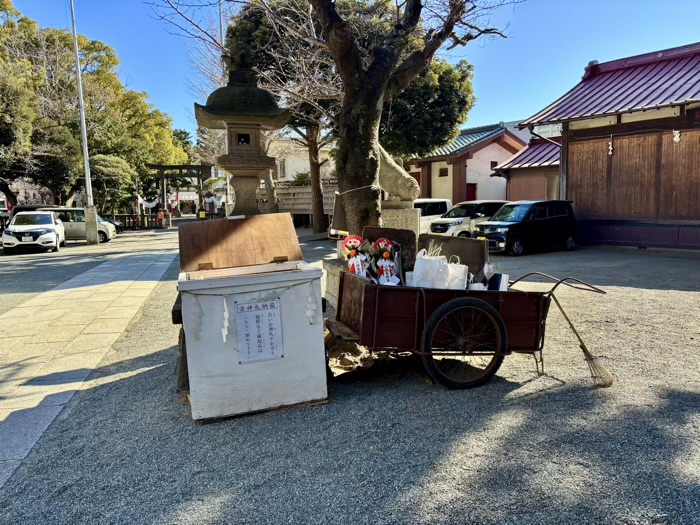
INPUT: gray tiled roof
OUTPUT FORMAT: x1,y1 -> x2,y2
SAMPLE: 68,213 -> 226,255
428,122 -> 507,157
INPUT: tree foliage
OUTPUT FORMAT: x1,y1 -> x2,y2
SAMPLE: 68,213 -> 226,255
0,2 -> 187,210
90,154 -> 137,213
381,60 -> 475,157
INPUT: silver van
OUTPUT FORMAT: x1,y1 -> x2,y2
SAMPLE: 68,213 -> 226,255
40,207 -> 116,243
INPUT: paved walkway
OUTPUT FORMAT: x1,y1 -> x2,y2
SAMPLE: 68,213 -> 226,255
0,252 -> 176,487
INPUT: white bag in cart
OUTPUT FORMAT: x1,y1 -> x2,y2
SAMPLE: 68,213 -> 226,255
445,256 -> 468,290
412,249 -> 450,289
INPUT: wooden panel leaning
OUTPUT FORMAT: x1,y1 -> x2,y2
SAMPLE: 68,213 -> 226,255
362,226 -> 417,271
178,213 -> 303,272
417,234 -> 488,275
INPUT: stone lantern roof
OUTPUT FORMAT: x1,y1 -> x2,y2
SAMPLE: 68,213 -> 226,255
194,43 -> 290,130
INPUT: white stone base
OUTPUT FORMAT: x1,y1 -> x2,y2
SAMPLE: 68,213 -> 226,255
382,208 -> 420,239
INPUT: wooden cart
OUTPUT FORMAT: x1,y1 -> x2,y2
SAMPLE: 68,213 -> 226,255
327,271 -> 604,389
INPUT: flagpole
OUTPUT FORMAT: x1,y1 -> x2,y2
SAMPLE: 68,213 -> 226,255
69,0 -> 98,244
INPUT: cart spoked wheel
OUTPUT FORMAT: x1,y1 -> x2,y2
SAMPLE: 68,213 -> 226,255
421,297 -> 508,389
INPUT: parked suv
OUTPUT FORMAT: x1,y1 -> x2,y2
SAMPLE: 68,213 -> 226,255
39,207 -> 116,243
2,211 -> 65,254
476,200 -> 577,256
429,200 -> 507,237
413,198 -> 452,233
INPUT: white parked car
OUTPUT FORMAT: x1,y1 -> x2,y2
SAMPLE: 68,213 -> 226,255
2,211 -> 66,254
413,198 -> 452,234
429,200 -> 508,237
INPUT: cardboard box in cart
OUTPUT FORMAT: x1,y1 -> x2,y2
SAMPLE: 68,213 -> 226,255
177,214 -> 327,420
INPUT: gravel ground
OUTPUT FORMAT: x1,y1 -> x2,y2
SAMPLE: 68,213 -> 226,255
0,244 -> 699,524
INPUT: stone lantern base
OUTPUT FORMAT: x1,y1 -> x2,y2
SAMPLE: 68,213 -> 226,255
218,154 -> 276,217
229,176 -> 262,216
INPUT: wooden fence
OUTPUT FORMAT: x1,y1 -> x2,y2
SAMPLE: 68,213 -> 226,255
104,180 -> 339,227
259,180 -> 337,215
111,214 -> 161,229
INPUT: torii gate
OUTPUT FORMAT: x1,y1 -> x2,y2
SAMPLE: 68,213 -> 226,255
145,164 -> 213,214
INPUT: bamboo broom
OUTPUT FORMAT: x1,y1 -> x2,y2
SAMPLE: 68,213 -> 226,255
551,294 -> 614,388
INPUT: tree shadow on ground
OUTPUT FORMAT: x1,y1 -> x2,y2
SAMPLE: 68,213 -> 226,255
0,342 -> 698,525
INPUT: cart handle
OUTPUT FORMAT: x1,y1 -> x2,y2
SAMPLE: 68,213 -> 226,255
508,272 -> 606,295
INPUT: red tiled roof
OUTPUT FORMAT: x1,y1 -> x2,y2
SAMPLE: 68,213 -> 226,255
493,140 -> 560,173
521,42 -> 700,127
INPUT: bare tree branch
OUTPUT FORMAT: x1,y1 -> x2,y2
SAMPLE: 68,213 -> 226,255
148,0 -> 225,50
253,0 -> 329,50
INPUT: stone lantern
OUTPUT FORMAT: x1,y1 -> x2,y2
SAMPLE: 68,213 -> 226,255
194,44 -> 290,216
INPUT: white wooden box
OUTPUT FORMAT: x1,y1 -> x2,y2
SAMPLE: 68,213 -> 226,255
178,261 -> 327,420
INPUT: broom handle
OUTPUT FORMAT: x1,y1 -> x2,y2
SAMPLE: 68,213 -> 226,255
551,294 -> 594,358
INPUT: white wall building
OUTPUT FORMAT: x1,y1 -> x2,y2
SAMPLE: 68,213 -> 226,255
406,122 -> 529,203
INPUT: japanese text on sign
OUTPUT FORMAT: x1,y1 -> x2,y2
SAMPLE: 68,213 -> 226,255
236,300 -> 283,363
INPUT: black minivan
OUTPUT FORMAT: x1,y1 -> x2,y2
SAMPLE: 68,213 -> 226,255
476,200 -> 577,256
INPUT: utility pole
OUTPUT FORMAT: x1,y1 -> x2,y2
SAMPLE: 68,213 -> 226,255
70,0 -> 98,244
219,0 -> 225,47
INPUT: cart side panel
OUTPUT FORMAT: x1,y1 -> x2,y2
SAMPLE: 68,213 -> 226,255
498,293 -> 548,352
339,272 -> 549,353
364,285 -> 421,349
421,289 -> 547,352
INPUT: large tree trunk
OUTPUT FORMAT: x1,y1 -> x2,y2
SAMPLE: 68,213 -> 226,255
0,179 -> 17,207
307,125 -> 328,234
335,90 -> 383,235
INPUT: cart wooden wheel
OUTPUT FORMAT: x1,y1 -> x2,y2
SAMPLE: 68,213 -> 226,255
421,297 -> 507,389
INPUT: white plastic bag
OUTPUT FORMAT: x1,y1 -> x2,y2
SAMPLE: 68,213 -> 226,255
445,256 -> 468,290
412,249 -> 449,289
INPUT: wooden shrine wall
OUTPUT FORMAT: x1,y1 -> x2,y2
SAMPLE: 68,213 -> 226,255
567,130 -> 700,221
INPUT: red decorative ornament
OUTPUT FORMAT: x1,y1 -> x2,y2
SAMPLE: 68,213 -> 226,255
343,235 -> 364,252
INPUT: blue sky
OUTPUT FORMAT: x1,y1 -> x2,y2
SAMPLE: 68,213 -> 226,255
15,0 -> 700,136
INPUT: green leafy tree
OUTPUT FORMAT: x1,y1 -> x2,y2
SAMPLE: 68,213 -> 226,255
380,60 -> 475,158
90,154 -> 137,214
0,1 -> 187,210
0,2 -> 37,205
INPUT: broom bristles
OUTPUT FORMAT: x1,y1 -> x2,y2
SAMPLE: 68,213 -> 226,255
582,349 -> 614,388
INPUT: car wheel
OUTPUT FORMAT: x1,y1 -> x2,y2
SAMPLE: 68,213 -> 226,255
98,231 -> 108,243
52,235 -> 60,252
507,239 -> 525,257
457,231 -> 471,238
3,246 -> 14,255
565,235 -> 577,251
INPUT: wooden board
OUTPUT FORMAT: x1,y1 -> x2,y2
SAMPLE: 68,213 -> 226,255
325,319 -> 359,342
178,213 -> 302,272
417,234 -> 488,276
362,226 -> 417,271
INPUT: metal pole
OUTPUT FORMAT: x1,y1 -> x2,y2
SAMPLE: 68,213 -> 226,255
219,0 -> 225,46
69,0 -> 98,244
